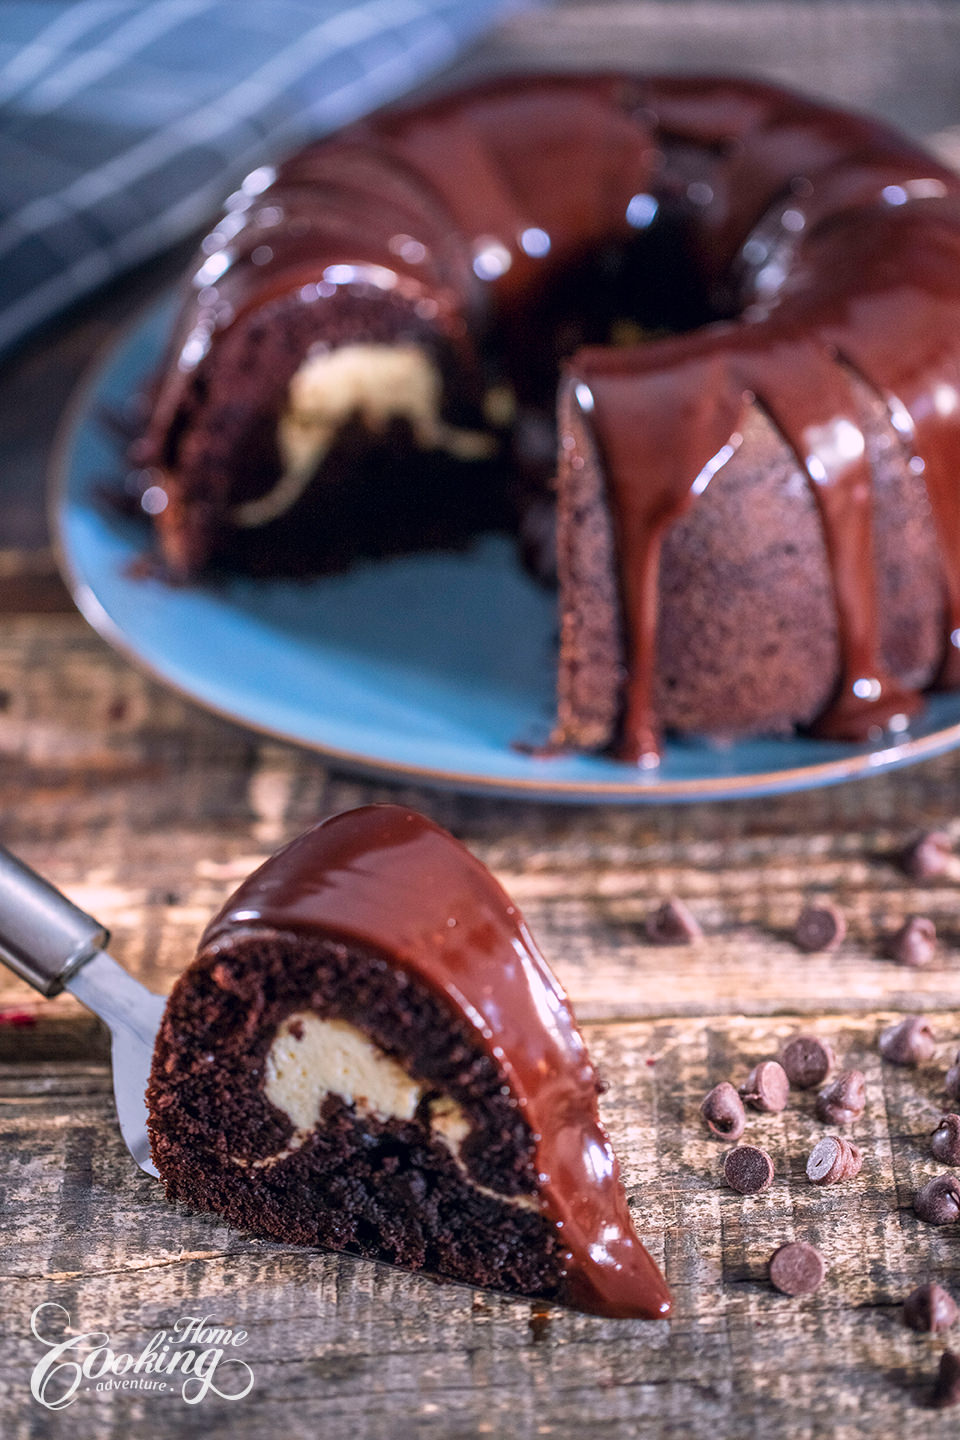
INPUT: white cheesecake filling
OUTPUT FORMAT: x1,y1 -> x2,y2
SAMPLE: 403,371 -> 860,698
230,1011 -> 538,1210
265,1012 -> 422,1130
231,343 -> 494,529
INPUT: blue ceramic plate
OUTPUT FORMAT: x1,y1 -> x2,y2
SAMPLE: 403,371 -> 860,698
50,301 -> 960,802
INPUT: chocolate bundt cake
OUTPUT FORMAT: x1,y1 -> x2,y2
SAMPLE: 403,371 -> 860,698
146,805 -> 671,1319
134,73 -> 960,763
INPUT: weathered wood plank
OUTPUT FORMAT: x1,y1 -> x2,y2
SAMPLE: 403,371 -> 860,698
1,1012 -> 959,1439
4,617 -> 960,1023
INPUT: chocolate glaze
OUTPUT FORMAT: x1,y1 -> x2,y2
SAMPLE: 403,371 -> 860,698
200,804 -> 671,1320
144,73 -> 960,762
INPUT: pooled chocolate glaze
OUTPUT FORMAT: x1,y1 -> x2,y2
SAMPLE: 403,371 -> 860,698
200,804 -> 671,1321
144,73 -> 960,762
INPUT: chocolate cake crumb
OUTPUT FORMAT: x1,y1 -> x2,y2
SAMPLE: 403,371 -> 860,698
879,1015 -> 937,1067
723,1145 -> 774,1194
644,899 -> 702,945
815,1069 -> 866,1125
904,1283 -> 958,1334
780,1035 -> 834,1090
700,1082 -> 746,1139
931,1114 -> 960,1165
793,902 -> 846,953
739,1061 -> 789,1114
768,1242 -> 825,1297
914,1175 -> 960,1226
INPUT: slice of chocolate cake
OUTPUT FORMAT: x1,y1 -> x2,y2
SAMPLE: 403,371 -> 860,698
146,805 -> 670,1319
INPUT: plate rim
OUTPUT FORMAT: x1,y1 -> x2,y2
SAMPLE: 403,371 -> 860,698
46,297 -> 960,804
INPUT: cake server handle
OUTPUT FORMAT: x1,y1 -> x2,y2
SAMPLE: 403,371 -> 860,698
0,844 -> 110,996
0,843 -> 166,1178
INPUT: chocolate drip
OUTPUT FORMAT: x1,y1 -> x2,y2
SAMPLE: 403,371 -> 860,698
201,805 -> 671,1320
561,79 -> 960,760
145,72 -> 960,758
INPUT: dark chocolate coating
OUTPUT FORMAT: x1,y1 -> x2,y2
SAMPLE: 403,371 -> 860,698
196,804 -> 670,1320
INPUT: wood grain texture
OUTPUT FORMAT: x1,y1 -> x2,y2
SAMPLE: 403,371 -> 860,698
3,1014 -> 960,1440
5,6 -> 960,1435
4,618 -> 960,1026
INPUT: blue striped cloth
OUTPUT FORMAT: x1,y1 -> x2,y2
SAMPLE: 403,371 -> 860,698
0,0 -> 517,356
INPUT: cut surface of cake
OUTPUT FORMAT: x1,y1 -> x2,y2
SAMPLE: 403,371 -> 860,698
132,72 -> 960,761
146,805 -> 671,1319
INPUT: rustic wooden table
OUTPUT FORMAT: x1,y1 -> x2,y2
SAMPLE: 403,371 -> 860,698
4,5 -> 960,1437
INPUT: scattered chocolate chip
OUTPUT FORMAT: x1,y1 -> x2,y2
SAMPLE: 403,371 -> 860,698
932,1350 -> 960,1409
700,1081 -> 746,1140
768,1241 -> 825,1296
780,1035 -> 835,1090
739,1060 -> 790,1114
793,900 -> 846,953
887,915 -> 937,968
947,1051 -> 960,1101
843,1140 -> 863,1180
904,1283 -> 959,1334
723,1144 -> 774,1195
807,1137 -> 844,1185
815,1069 -> 866,1125
931,1114 -> 960,1165
915,1175 -> 960,1226
879,1015 -> 937,1067
644,898 -> 702,945
900,830 -> 952,881
806,1135 -> 862,1185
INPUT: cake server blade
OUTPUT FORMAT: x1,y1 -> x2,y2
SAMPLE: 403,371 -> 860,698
0,845 -> 165,1178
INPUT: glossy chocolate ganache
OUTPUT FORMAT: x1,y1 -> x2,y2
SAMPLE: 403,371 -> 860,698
151,805 -> 670,1320
139,74 -> 960,763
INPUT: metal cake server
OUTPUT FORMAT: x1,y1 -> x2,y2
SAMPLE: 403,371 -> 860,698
0,845 -> 166,1177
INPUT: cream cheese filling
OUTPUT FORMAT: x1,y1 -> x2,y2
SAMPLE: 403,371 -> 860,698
229,1011 -> 537,1210
230,343 -> 494,529
266,1013 -> 422,1131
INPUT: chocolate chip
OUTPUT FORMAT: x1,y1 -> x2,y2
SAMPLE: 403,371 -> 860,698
932,1351 -> 960,1409
806,1135 -> 862,1185
793,901 -> 846,953
843,1140 -> 863,1180
768,1241 -> 825,1296
700,1081 -> 746,1140
947,1052 -> 960,1101
805,1136 -> 844,1185
723,1144 -> 774,1194
915,1175 -> 960,1226
900,830 -> 952,881
739,1060 -> 790,1113
879,1015 -> 937,1067
815,1069 -> 866,1125
931,1114 -> 960,1165
780,1035 -> 835,1090
644,898 -> 702,944
904,1283 -> 959,1334
887,915 -> 937,968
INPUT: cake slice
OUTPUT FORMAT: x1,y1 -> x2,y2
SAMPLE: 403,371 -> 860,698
146,805 -> 670,1319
